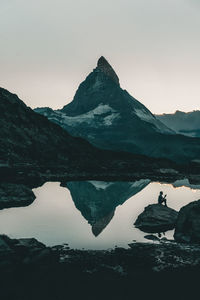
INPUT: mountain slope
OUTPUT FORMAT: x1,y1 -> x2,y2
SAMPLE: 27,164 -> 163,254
156,110 -> 200,137
1,87 -> 176,177
35,57 -> 200,162
0,88 -> 99,167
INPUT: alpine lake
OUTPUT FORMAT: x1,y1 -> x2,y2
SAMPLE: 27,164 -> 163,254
0,179 -> 200,250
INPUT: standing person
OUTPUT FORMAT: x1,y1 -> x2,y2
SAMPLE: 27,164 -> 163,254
158,191 -> 167,206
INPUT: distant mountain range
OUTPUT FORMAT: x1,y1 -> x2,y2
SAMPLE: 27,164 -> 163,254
156,111 -> 200,138
35,56 -> 200,162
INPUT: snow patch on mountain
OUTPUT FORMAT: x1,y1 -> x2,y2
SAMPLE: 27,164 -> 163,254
47,104 -> 120,127
130,179 -> 151,189
134,108 -> 173,134
103,113 -> 119,126
134,108 -> 155,122
88,181 -> 113,190
91,76 -> 103,91
91,104 -> 114,115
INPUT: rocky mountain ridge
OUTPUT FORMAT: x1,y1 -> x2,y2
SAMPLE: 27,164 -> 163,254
35,57 -> 200,162
1,87 -> 180,180
156,110 -> 200,137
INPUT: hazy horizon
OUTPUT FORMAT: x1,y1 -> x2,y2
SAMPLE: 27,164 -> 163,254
1,0 -> 200,114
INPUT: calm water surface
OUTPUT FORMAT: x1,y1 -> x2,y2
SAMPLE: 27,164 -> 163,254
0,179 -> 199,249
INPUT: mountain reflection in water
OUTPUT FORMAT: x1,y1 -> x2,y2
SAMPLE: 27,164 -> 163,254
0,179 -> 200,249
66,180 -> 150,236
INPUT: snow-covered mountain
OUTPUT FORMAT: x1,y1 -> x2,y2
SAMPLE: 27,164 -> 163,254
156,110 -> 200,137
35,57 -> 172,135
0,87 -> 182,175
35,57 -> 200,162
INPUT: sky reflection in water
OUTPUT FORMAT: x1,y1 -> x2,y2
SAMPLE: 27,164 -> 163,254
0,180 -> 199,249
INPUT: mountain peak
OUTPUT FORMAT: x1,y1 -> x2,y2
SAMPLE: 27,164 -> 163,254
97,56 -> 119,85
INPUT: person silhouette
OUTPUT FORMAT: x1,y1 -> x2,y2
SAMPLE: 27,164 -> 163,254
158,191 -> 167,206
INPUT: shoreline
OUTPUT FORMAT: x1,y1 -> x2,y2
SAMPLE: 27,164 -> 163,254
1,235 -> 200,299
1,165 -> 200,187
1,234 -> 200,272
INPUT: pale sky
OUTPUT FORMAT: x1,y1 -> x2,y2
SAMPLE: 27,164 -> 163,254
0,0 -> 200,114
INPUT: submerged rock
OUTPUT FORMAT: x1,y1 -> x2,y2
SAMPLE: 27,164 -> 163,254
174,199 -> 200,243
144,234 -> 160,241
0,183 -> 35,209
134,204 -> 178,233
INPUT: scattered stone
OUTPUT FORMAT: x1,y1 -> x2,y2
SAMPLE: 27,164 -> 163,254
16,238 -> 45,248
134,204 -> 178,233
128,242 -> 200,272
57,241 -> 200,273
174,199 -> 200,243
1,233 -> 200,276
144,234 -> 160,241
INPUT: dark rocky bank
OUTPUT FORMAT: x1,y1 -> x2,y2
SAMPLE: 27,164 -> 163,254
1,235 -> 200,299
0,183 -> 35,209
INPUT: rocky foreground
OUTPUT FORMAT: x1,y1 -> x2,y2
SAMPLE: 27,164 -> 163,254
1,235 -> 200,299
1,199 -> 200,274
1,179 -> 200,299
0,196 -> 200,299
2,233 -> 199,273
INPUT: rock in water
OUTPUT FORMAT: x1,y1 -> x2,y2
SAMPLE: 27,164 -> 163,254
0,183 -> 35,209
134,204 -> 178,233
144,234 -> 160,241
174,199 -> 200,243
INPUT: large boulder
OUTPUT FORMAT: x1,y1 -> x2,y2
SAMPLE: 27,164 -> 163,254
174,199 -> 200,243
134,204 -> 178,233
